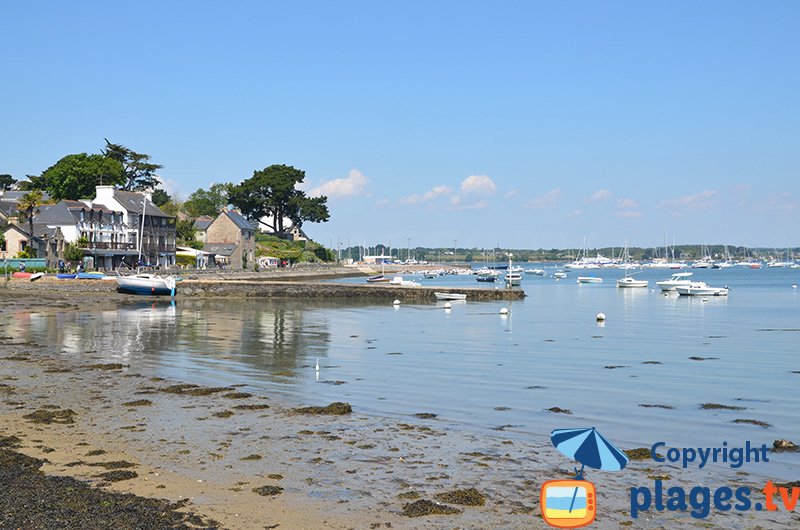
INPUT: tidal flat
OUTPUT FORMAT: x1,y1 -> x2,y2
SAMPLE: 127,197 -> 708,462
1,289 -> 798,529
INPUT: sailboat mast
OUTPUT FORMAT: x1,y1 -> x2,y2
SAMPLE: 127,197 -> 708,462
138,196 -> 147,265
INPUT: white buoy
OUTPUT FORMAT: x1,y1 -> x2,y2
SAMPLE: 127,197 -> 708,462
315,358 -> 320,371
444,302 -> 452,309
596,312 -> 606,322
393,299 -> 401,306
702,297 -> 708,302
793,284 -> 797,289
499,307 -> 509,315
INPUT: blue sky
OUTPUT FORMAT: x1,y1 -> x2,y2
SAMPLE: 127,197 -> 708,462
2,1 -> 798,249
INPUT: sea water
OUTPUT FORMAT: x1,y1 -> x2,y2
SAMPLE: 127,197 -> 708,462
7,265 -> 800,478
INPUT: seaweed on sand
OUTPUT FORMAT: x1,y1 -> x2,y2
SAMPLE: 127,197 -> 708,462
0,448 -> 218,528
252,485 -> 283,496
122,399 -> 152,407
434,488 -> 486,506
23,409 -> 76,425
96,470 -> 138,482
85,364 -> 127,370
293,402 -> 352,415
402,499 -> 462,517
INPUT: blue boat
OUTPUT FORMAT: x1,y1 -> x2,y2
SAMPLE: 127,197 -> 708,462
76,272 -> 105,280
56,273 -> 77,279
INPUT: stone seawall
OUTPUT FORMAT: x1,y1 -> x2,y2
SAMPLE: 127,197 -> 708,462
3,277 -> 525,302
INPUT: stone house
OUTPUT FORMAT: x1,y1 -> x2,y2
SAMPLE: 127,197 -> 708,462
1,222 -> 34,259
192,216 -> 214,243
203,210 -> 256,269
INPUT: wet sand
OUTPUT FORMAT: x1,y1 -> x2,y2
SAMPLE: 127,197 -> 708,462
1,292 -> 798,529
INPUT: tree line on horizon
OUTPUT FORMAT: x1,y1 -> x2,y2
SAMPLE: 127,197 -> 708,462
340,244 -> 797,263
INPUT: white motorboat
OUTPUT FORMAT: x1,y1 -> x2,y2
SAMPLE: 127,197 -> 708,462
390,276 -> 421,287
504,253 -> 523,286
577,276 -> 603,284
434,292 -> 467,301
656,272 -> 694,292
553,271 -> 567,279
675,282 -> 728,296
525,268 -> 546,276
616,277 -> 648,288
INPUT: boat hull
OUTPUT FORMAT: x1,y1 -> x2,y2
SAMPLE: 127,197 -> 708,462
616,279 -> 648,288
434,292 -> 467,301
56,273 -> 77,279
577,277 -> 603,284
675,286 -> 728,296
117,275 -> 176,296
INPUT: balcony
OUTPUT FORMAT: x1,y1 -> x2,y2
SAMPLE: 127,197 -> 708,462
84,242 -> 137,251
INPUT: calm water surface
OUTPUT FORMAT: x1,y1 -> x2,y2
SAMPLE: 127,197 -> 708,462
8,266 -> 800,475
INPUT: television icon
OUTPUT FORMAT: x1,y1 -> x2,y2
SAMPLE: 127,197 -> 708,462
540,479 -> 596,528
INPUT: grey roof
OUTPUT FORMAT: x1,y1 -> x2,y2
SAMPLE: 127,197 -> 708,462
203,243 -> 237,257
0,190 -> 51,202
32,224 -> 62,239
193,216 -> 213,231
224,210 -> 257,230
111,190 -> 172,217
34,200 -> 121,226
33,202 -> 81,225
0,201 -> 16,218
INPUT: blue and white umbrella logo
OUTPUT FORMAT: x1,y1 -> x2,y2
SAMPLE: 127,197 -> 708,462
551,427 -> 628,480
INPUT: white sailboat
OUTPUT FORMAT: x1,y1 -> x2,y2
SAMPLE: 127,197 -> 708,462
116,195 -> 179,296
616,241 -> 648,288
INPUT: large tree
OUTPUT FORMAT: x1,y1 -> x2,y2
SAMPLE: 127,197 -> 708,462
38,154 -> 125,200
102,139 -> 162,191
183,183 -> 230,218
228,165 -> 329,233
0,174 -> 16,191
17,190 -> 43,257
151,188 -> 171,206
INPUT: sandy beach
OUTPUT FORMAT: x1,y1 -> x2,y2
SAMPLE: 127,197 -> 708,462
1,288 -> 798,529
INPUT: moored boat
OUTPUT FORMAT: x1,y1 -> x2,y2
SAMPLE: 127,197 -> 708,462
434,292 -> 467,301
117,273 -> 178,296
675,282 -> 728,296
616,277 -> 648,288
656,272 -> 694,292
577,276 -> 603,284
366,274 -> 389,283
76,272 -> 105,280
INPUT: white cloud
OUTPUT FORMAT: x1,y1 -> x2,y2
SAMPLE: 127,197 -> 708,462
311,169 -> 368,198
399,185 -> 453,205
615,210 -> 643,218
617,198 -> 640,209
447,199 -> 490,211
588,189 -> 612,202
158,178 -> 183,200
658,190 -> 717,211
526,188 -> 562,209
460,175 -> 497,196
505,190 -> 518,199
